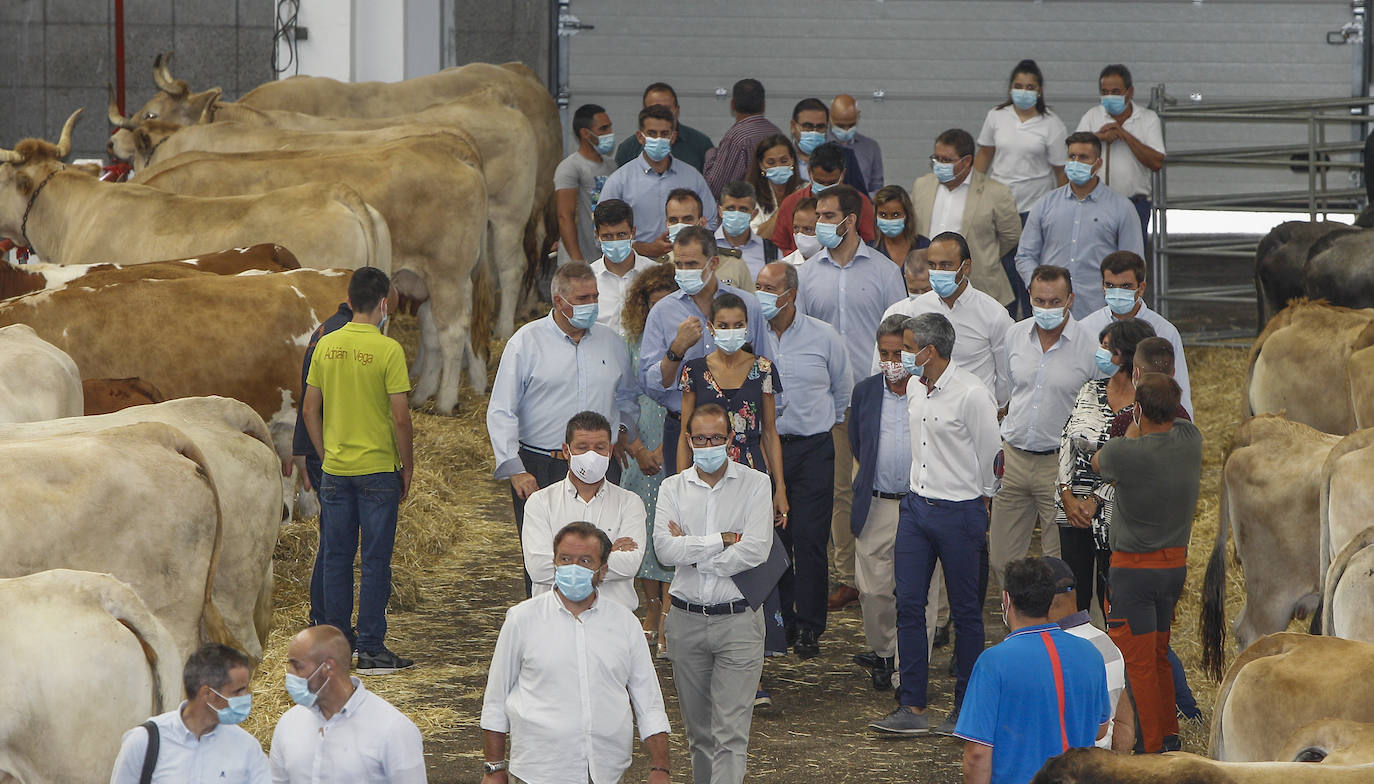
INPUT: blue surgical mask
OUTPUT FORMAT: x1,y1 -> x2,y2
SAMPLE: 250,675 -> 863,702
932,161 -> 957,183
1033,305 -> 1067,331
675,267 -> 708,295
210,688 -> 252,725
595,132 -> 615,155
721,210 -> 752,236
756,289 -> 787,320
692,443 -> 729,473
875,217 -> 905,238
1095,346 -> 1118,377
810,179 -> 836,194
667,222 -> 688,242
832,125 -> 857,143
642,136 -> 672,162
1010,88 -> 1038,111
713,327 -> 748,354
1101,94 -> 1127,116
1104,287 -> 1138,315
569,302 -> 599,330
764,165 -> 793,185
798,131 -> 825,154
815,220 -> 845,249
600,238 -> 632,264
285,662 -> 329,709
900,349 -> 925,378
929,269 -> 960,298
554,563 -> 596,602
1064,160 -> 1094,186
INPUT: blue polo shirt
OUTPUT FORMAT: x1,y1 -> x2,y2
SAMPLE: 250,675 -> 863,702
953,623 -> 1110,784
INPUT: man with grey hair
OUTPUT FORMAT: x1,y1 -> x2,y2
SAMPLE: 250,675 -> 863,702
870,312 -> 1000,738
487,261 -> 641,595
716,180 -> 781,281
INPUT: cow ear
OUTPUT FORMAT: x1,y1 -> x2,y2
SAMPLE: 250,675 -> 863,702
133,128 -> 152,156
188,87 -> 223,125
14,172 -> 32,195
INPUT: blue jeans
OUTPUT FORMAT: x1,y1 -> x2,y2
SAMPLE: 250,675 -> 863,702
319,470 -> 401,653
894,494 -> 987,710
305,454 -> 326,626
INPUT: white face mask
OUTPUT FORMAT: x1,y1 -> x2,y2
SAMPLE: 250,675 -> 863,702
794,232 -> 823,259
568,449 -> 610,484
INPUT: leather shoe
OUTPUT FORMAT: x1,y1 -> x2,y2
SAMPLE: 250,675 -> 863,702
795,628 -> 820,660
853,650 -> 880,669
827,585 -> 860,610
871,656 -> 895,691
932,621 -> 951,649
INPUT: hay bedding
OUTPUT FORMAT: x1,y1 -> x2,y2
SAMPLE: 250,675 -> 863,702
241,313 -> 1255,781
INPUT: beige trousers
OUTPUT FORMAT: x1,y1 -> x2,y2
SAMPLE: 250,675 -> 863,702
855,496 -> 941,660
829,411 -> 856,587
989,442 -> 1061,591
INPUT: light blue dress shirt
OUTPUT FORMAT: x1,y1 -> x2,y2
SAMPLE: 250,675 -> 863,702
766,313 -> 850,436
638,283 -> 770,413
874,385 -> 911,494
599,154 -> 719,242
486,313 -> 640,478
109,704 -> 270,784
998,316 -> 1100,453
1014,182 -> 1144,319
796,242 -> 904,391
1078,302 -> 1193,417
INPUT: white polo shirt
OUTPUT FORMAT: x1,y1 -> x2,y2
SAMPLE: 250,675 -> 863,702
269,678 -> 426,784
977,105 -> 1069,212
1075,101 -> 1165,200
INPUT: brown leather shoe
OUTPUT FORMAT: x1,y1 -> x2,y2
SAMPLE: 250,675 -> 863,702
828,584 -> 859,610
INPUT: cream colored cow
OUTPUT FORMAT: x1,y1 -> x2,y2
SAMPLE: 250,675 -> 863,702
0,323 -> 81,423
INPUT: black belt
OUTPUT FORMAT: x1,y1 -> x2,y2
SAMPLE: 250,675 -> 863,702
1013,445 -> 1057,456
519,444 -> 568,460
915,494 -> 979,508
666,410 -> 681,421
873,491 -> 907,500
671,597 -> 750,615
779,432 -> 827,443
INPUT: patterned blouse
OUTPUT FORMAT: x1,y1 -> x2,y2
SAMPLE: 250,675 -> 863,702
680,354 -> 781,472
1054,378 -> 1131,550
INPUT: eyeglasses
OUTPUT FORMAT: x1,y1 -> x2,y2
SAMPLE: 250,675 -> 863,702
689,434 -> 729,447
930,155 -> 965,165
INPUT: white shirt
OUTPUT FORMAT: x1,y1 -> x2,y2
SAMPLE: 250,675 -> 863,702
1075,101 -> 1165,199
269,679 -> 425,784
653,460 -> 773,605
521,476 -> 647,610
874,286 -> 1014,405
714,226 -> 768,281
110,704 -> 270,784
782,248 -> 808,266
590,254 -> 659,337
976,105 -> 1069,212
1060,612 -> 1127,750
1078,302 -> 1193,417
480,591 -> 671,784
907,362 -> 1001,501
929,178 -> 971,237
999,317 -> 1100,453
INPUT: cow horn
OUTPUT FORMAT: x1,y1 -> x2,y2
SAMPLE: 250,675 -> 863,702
0,149 -> 22,164
55,109 -> 82,158
152,51 -> 181,94
107,84 -> 136,129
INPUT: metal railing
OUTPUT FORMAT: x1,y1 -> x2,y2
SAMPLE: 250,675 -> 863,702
1149,87 -> 1374,340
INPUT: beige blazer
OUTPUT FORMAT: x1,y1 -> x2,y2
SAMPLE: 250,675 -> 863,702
911,169 -> 1021,305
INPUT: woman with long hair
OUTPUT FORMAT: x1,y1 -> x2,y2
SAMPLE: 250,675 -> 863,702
746,133 -> 803,239
872,184 -> 919,268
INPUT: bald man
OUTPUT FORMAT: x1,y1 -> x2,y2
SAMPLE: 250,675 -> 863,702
270,625 -> 427,783
829,94 -> 885,196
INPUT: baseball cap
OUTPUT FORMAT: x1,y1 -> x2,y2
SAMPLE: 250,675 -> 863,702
1042,557 -> 1076,593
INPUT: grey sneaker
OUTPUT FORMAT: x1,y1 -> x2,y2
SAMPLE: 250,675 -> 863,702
869,706 -> 929,735
932,708 -> 960,737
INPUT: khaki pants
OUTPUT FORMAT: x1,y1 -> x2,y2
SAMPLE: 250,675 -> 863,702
856,496 -> 941,660
829,411 -> 856,587
989,443 -> 1061,590
667,607 -> 765,784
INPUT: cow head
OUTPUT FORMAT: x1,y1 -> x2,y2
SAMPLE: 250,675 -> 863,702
0,110 -> 81,244
125,52 -> 223,130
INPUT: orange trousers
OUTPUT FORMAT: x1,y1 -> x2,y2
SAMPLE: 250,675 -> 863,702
1107,547 -> 1186,753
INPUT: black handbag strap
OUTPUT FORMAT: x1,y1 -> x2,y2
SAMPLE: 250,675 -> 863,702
139,720 -> 160,784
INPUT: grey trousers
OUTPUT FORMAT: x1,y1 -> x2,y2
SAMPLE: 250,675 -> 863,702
666,605 -> 765,784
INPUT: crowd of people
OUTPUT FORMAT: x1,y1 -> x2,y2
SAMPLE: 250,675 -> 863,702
482,59 -> 1208,784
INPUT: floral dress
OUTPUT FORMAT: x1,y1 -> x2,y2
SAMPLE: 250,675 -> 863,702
1054,378 -> 1127,550
680,355 -> 781,470
621,337 -> 673,582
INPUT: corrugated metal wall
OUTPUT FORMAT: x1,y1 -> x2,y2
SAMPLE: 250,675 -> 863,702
566,0 -> 1357,197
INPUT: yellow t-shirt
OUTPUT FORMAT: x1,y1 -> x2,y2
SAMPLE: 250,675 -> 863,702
305,322 -> 411,476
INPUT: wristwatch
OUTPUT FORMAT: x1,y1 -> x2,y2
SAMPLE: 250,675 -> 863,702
482,760 -> 508,773
665,347 -> 684,362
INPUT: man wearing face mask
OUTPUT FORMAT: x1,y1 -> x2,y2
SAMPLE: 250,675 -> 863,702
703,78 -> 783,199
1077,65 -> 1165,242
615,82 -> 714,173
828,94 -> 885,196
770,142 -> 877,255
716,180 -> 780,281
662,188 -> 755,293
781,197 -> 822,265
789,98 -> 867,191
488,262 -> 640,595
521,411 -> 647,610
270,625 -> 425,783
639,227 -> 769,476
756,261 -> 850,659
111,643 -> 269,783
483,522 -> 672,784
556,103 -> 618,266
601,105 -> 718,259
989,265 -> 1097,593
797,185 -> 905,613
1015,133 -> 1144,319
589,199 -> 657,337
911,129 -> 1022,310
655,404 -> 773,784
1080,251 -> 1192,417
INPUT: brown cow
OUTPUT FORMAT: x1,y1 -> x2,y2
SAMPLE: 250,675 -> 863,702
1246,300 -> 1374,434
1279,719 -> 1374,765
82,377 -> 165,414
0,243 -> 298,300
1031,747 -> 1374,783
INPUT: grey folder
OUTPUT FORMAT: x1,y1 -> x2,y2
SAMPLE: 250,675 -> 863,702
731,531 -> 790,610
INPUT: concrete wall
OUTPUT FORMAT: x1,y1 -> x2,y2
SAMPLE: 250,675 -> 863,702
0,0 -> 275,159
446,0 -> 549,86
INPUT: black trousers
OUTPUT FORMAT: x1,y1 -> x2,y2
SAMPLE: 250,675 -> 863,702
1059,525 -> 1109,616
662,412 -> 681,476
777,432 -> 835,634
510,446 -> 622,596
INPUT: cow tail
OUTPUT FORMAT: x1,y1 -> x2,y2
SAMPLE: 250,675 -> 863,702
330,183 -> 391,274
1200,471 -> 1231,683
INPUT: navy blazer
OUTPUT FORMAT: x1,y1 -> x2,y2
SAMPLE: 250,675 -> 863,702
848,372 -> 890,537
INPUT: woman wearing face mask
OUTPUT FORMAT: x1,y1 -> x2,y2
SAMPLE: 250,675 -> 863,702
747,134 -> 803,239
872,184 -> 919,268
620,264 -> 679,656
1054,318 -> 1154,617
974,59 -> 1069,317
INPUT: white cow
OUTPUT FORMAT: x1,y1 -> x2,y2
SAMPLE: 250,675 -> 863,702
0,323 -> 81,423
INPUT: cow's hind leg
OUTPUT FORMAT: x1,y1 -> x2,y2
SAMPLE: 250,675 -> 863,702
411,301 -> 443,407
427,274 -> 474,416
491,216 -> 526,340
